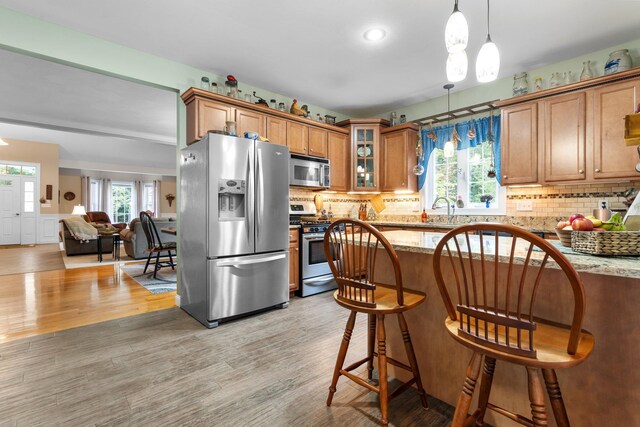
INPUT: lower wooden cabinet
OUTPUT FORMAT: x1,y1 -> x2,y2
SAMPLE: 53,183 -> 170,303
327,131 -> 350,192
288,229 -> 299,293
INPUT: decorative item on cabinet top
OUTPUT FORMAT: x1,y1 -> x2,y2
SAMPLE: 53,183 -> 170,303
605,49 -> 632,75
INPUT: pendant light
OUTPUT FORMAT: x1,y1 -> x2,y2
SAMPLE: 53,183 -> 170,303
445,0 -> 468,54
476,0 -> 500,82
443,84 -> 456,158
446,50 -> 468,82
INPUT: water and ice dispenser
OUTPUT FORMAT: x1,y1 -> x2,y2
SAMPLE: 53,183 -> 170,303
218,179 -> 246,219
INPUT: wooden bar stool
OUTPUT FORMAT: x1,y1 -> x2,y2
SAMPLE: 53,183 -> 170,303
432,223 -> 595,427
324,219 -> 428,426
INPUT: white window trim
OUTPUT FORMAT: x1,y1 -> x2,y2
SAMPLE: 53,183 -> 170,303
420,149 -> 507,216
111,181 -> 135,224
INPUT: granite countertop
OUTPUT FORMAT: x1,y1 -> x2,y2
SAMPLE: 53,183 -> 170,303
369,221 -> 555,235
380,230 -> 640,279
289,225 -> 300,229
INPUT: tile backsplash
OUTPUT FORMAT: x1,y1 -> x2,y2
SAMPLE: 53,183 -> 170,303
290,180 -> 639,229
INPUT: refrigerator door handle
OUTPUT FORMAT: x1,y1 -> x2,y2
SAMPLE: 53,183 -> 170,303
216,253 -> 286,267
256,147 -> 264,242
245,150 -> 252,239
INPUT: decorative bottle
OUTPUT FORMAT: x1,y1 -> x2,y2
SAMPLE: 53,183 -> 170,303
580,60 -> 593,81
512,72 -> 528,97
534,77 -> 543,92
421,209 -> 428,223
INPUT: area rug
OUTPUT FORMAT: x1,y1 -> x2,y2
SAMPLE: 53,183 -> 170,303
120,263 -> 177,294
0,244 -> 65,276
62,251 -> 128,269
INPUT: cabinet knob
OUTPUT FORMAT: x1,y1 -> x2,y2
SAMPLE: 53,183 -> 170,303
579,169 -> 584,174
595,168 -> 601,173
294,248 -> 298,252
503,175 -> 508,179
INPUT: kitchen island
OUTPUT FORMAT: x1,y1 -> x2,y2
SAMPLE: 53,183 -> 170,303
372,230 -> 639,427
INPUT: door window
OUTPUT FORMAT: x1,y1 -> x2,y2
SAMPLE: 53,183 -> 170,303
23,181 -> 34,213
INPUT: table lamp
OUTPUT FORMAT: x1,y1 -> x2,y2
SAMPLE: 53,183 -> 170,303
71,205 -> 86,216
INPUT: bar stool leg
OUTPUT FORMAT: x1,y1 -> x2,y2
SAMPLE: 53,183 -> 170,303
326,311 -> 357,406
542,369 -> 570,427
472,356 -> 496,426
452,352 -> 482,427
397,312 -> 428,409
367,314 -> 376,380
527,367 -> 549,426
377,314 -> 389,426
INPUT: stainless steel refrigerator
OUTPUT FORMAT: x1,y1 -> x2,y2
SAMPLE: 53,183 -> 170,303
179,133 -> 290,328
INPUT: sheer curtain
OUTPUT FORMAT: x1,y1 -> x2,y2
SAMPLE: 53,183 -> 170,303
418,115 -> 501,190
80,176 -> 92,212
133,180 -> 144,217
101,179 -> 112,217
153,180 -> 161,216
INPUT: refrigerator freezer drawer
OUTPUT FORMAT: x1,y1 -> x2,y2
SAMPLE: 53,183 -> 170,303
207,251 -> 289,322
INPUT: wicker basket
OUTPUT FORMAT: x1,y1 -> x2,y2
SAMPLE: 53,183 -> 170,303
571,231 -> 640,256
554,228 -> 573,247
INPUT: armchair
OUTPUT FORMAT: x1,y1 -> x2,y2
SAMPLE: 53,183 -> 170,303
83,211 -> 127,231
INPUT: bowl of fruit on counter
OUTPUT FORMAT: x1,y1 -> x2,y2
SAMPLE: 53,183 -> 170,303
555,213 -> 639,255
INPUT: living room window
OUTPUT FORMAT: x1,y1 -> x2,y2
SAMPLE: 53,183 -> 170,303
111,182 -> 134,224
142,182 -> 155,213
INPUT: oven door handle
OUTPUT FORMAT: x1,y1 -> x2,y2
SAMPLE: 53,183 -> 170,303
303,234 -> 325,240
304,275 -> 336,286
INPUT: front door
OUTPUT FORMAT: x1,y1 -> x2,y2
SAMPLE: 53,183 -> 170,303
20,178 -> 37,244
0,175 -> 21,245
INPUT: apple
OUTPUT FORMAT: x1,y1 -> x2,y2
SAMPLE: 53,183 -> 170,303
569,213 -> 585,224
556,220 -> 570,229
593,227 -> 606,232
572,217 -> 594,231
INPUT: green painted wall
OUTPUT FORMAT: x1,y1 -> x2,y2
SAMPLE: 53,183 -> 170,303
377,37 -> 640,121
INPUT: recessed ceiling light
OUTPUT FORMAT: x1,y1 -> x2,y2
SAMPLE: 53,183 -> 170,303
363,28 -> 386,42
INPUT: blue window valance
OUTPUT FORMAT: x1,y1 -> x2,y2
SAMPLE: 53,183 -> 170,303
417,115 -> 501,190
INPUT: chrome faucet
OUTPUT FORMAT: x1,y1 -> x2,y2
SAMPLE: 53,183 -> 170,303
431,197 -> 456,224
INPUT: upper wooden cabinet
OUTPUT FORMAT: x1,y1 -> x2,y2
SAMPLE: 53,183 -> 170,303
308,127 -> 328,158
352,124 -> 381,190
266,116 -> 287,146
380,124 -> 418,192
186,98 -> 234,144
592,79 -> 640,180
497,68 -> 640,185
500,103 -> 538,185
287,121 -> 308,155
235,108 -> 265,137
327,131 -> 350,192
181,88 -> 348,152
543,92 -> 586,182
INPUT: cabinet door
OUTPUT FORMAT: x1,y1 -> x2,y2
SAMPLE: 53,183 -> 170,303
266,116 -> 287,146
308,127 -> 328,158
235,108 -> 265,137
501,103 -> 538,184
381,129 -> 417,192
328,132 -> 350,192
288,230 -> 299,293
543,92 -> 586,182
353,126 -> 379,190
593,79 -> 640,179
287,121 -> 308,155
189,99 -> 233,144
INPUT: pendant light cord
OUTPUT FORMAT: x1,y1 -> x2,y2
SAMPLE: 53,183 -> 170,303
486,0 -> 492,41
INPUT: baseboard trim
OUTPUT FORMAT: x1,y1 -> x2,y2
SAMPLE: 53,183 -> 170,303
175,294 -> 181,307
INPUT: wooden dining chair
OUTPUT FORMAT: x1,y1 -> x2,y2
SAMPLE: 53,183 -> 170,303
432,223 -> 594,427
139,211 -> 176,279
324,219 -> 428,426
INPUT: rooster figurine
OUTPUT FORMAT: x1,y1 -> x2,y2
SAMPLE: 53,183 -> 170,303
290,99 -> 307,117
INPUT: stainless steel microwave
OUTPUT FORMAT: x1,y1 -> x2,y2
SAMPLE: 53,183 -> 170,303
289,154 -> 330,189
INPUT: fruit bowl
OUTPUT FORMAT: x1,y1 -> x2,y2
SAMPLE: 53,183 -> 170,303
555,228 -> 573,247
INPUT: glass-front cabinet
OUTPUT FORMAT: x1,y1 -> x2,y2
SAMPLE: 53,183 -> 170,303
337,118 -> 389,191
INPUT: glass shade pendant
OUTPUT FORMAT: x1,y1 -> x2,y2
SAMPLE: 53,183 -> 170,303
446,50 -> 468,82
443,140 -> 455,158
476,36 -> 500,82
445,0 -> 468,53
476,0 -> 500,82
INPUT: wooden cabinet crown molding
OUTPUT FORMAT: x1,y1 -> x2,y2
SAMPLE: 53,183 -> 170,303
181,87 -> 349,134
495,67 -> 640,108
380,122 -> 419,134
337,118 -> 390,128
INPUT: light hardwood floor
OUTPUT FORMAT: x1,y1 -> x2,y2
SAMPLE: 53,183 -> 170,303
0,243 -> 65,276
0,293 -> 456,426
0,264 -> 175,343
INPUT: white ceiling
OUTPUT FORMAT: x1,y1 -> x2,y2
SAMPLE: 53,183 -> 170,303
0,0 -> 639,117
0,48 -> 178,175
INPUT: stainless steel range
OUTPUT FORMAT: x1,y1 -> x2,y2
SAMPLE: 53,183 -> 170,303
289,204 -> 338,297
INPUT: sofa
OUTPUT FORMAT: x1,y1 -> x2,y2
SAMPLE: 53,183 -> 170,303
60,220 -> 114,256
83,211 -> 127,231
120,217 -> 177,259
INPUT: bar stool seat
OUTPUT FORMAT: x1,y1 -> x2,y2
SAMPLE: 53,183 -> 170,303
324,219 -> 429,426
